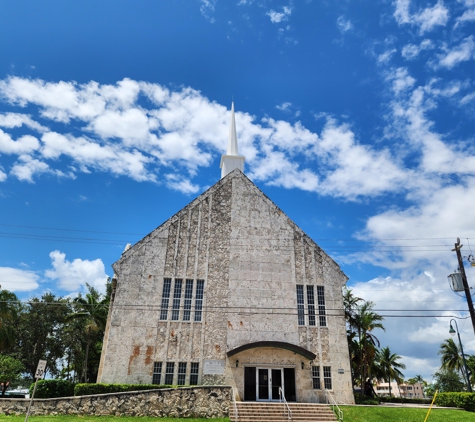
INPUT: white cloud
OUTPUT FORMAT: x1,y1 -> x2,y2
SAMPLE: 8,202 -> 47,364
0,168 -> 6,182
45,250 -> 109,293
455,0 -> 475,26
165,173 -> 200,194
378,48 -> 397,64
0,113 -> 47,132
385,67 -> 416,95
393,0 -> 449,34
10,154 -> 50,182
200,0 -> 217,22
0,267 -> 40,291
276,102 -> 292,112
336,16 -> 353,33
437,36 -> 475,69
0,130 -> 40,155
401,39 -> 434,60
266,6 -> 292,23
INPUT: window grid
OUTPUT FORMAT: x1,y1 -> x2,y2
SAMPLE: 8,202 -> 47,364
323,366 -> 332,390
307,285 -> 316,326
171,279 -> 183,321
194,280 -> 204,322
160,278 -> 172,320
177,362 -> 187,386
152,362 -> 162,385
183,279 -> 194,321
317,286 -> 327,327
165,362 -> 175,385
190,362 -> 199,385
296,285 -> 305,325
312,366 -> 321,389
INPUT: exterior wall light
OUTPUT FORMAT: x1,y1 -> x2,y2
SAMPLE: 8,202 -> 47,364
235,360 -> 239,368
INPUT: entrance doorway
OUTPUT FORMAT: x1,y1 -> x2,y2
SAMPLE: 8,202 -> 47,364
244,367 -> 296,402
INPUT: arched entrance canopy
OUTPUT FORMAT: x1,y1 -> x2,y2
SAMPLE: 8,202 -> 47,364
226,341 -> 316,360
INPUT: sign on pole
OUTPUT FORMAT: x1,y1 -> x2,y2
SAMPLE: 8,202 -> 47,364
35,360 -> 47,379
25,360 -> 47,422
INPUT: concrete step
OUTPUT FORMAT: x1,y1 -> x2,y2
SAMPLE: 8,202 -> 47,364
230,402 -> 338,422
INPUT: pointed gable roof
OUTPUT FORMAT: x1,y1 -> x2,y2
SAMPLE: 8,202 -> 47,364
114,169 -> 348,285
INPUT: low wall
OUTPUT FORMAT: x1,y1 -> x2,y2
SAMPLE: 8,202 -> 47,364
0,386 -> 232,418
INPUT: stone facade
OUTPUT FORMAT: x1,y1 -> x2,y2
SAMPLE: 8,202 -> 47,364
0,387 -> 230,417
98,169 -> 354,404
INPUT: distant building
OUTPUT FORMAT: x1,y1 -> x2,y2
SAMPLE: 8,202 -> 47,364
375,381 -> 425,398
98,103 -> 354,404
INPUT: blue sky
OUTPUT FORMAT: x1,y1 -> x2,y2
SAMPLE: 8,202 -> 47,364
1,0 -> 475,382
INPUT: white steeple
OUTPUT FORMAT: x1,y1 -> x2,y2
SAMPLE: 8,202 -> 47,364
220,102 -> 245,179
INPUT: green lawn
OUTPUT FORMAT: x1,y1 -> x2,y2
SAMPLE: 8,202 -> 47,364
0,418 -> 229,422
0,407 -> 473,422
340,405 -> 473,422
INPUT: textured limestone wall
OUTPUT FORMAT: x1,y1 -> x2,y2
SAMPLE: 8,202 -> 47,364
0,387 -> 231,418
98,169 -> 353,403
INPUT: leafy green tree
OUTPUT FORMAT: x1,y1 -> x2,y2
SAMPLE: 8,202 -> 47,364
432,368 -> 465,392
13,293 -> 70,378
376,346 -> 405,397
0,289 -> 20,352
466,355 -> 475,387
0,354 -> 24,396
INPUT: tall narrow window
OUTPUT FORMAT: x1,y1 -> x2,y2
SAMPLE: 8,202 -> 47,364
307,285 -> 316,326
190,362 -> 199,385
312,366 -> 321,389
171,278 -> 183,321
177,362 -> 187,386
317,285 -> 327,327
183,279 -> 194,321
152,362 -> 162,385
296,285 -> 305,326
194,280 -> 204,322
160,278 -> 172,320
165,362 -> 175,385
323,366 -> 332,389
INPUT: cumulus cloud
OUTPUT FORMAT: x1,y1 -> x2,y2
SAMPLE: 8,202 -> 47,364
45,250 -> 109,293
393,0 -> 449,34
266,6 -> 292,23
0,267 -> 40,291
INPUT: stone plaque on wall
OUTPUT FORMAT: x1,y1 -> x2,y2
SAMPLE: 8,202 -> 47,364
203,360 -> 226,375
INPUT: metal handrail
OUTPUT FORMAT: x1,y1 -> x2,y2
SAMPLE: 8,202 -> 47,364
325,389 -> 343,422
279,387 -> 292,421
232,387 -> 239,422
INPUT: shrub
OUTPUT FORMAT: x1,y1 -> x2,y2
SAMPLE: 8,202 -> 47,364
74,383 -> 173,396
354,394 -> 380,405
435,392 -> 475,412
29,379 -> 76,398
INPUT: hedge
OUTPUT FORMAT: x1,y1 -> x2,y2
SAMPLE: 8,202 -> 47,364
29,380 -> 76,398
74,383 -> 173,396
378,396 -> 432,405
435,392 -> 475,412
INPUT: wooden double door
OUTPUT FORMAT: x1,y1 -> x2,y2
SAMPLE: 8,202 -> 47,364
244,367 -> 296,402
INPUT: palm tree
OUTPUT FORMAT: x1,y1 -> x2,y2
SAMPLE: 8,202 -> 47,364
68,284 -> 109,382
353,301 -> 385,391
439,338 -> 471,390
376,346 -> 406,397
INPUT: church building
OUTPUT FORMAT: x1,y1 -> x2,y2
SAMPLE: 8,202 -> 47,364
97,104 -> 354,404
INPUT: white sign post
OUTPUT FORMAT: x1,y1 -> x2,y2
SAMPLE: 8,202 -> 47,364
24,360 -> 47,422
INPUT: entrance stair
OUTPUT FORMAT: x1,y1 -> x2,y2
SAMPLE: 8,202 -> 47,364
230,402 -> 338,422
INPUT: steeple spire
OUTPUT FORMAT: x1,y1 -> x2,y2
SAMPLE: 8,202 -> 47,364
220,102 -> 245,179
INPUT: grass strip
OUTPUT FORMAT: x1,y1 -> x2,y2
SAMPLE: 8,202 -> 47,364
340,405 -> 472,422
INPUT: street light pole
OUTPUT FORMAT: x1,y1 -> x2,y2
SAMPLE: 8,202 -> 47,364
449,319 -> 472,392
452,238 -> 475,336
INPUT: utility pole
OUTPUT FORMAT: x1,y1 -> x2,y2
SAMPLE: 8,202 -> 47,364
452,238 -> 475,336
